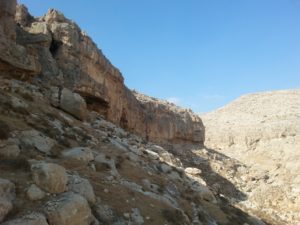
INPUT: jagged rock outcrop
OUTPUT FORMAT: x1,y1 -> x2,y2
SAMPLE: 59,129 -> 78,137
3,4 -> 204,144
203,90 -> 300,225
0,0 -> 40,77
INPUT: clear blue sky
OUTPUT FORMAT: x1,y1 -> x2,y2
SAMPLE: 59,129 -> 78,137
19,0 -> 300,112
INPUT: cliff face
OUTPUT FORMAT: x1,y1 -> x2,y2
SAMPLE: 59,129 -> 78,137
0,1 -> 204,145
0,0 -> 40,77
134,92 -> 204,144
203,90 -> 300,224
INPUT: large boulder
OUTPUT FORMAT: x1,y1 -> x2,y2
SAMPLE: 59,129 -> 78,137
31,162 -> 68,194
50,87 -> 87,121
20,130 -> 56,155
44,192 -> 94,225
59,88 -> 87,121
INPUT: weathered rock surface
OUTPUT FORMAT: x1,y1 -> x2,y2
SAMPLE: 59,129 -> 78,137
44,192 -> 94,225
20,130 -> 56,155
31,162 -> 68,193
0,0 -> 40,77
59,88 -> 87,121
203,90 -> 300,225
134,92 -> 205,144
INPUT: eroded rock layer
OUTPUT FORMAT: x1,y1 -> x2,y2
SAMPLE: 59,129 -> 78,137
0,1 -> 204,145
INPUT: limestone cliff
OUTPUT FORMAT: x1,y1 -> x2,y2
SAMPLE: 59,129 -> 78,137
0,2 -> 203,145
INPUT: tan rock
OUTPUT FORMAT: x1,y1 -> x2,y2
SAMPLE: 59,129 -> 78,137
15,4 -> 34,27
44,192 -> 94,225
60,88 -> 87,121
20,130 -> 56,155
62,147 -> 94,166
31,162 -> 67,194
27,184 -> 45,201
185,167 -> 202,176
0,144 -> 20,158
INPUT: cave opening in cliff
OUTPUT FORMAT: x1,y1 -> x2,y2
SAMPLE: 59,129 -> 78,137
83,95 -> 109,117
49,40 -> 63,57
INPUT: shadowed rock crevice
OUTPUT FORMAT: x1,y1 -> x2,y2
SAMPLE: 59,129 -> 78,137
49,39 -> 62,57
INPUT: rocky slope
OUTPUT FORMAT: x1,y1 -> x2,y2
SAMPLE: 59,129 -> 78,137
0,78 -> 268,225
203,90 -> 300,225
0,1 -> 296,225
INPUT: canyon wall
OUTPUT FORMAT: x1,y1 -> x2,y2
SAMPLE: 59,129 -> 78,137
0,0 -> 204,145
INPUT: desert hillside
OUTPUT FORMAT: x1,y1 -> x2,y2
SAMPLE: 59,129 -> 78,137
0,1 -> 299,225
203,90 -> 300,224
